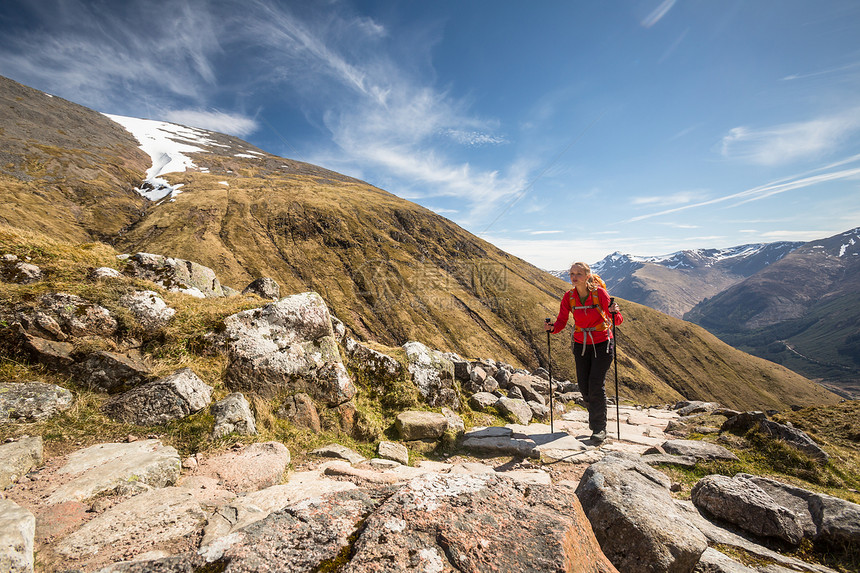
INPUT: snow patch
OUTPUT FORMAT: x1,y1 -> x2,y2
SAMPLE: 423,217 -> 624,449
105,114 -> 220,201
235,153 -> 258,159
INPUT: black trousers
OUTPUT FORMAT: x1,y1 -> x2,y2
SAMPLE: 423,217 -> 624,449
572,339 -> 613,433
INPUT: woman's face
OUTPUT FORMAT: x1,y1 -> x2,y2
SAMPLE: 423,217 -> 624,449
569,266 -> 588,286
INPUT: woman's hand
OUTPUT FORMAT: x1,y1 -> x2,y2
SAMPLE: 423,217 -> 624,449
544,320 -> 554,332
609,302 -> 620,314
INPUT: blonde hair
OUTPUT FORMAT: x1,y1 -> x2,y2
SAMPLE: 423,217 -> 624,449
570,261 -> 605,291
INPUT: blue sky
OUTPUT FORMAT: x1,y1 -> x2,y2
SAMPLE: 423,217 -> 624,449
2,0 -> 860,268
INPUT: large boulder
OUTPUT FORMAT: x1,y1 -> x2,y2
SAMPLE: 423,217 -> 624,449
102,368 -> 213,425
576,456 -> 707,572
121,252 -> 226,298
402,341 -> 460,410
691,474 -> 803,545
223,292 -> 355,406
0,381 -> 73,422
740,474 -> 860,548
346,473 -> 618,572
0,499 -> 35,573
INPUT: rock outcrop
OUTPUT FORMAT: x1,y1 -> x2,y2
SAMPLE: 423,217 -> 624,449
223,292 -> 355,406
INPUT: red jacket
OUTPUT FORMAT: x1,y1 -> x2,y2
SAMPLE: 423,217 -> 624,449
550,287 -> 623,344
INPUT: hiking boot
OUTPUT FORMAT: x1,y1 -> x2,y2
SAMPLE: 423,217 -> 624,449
591,430 -> 606,443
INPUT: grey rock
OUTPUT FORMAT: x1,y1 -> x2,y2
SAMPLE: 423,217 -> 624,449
442,407 -> 465,438
528,400 -> 550,421
224,292 -> 355,406
508,372 -> 548,405
26,293 -> 117,338
576,456 -> 707,573
468,391 -> 498,410
119,290 -> 176,331
759,419 -> 829,462
496,396 -> 533,425
242,277 -> 280,300
395,410 -> 448,441
0,436 -> 43,489
640,453 -> 699,468
122,252 -> 225,298
662,439 -> 739,461
377,441 -> 409,465
740,474 -> 860,548
102,368 -> 213,425
344,340 -> 405,399
211,393 -> 257,440
403,341 -> 460,410
74,350 -> 153,393
676,401 -> 721,416
0,381 -> 73,422
691,474 -> 803,545
0,499 -> 35,573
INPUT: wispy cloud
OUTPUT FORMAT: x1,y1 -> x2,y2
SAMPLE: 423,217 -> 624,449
631,190 -> 707,206
781,60 -> 860,81
163,109 -> 258,137
720,109 -> 860,165
641,0 -> 677,28
628,154 -> 860,222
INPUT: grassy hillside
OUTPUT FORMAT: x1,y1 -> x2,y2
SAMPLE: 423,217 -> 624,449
0,73 -> 843,411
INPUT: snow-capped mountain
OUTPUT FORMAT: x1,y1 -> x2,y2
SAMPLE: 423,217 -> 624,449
549,242 -> 801,318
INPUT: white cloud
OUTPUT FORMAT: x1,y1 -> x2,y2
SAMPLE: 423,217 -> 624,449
631,190 -> 707,206
163,109 -> 258,137
642,0 -> 677,28
720,109 -> 860,165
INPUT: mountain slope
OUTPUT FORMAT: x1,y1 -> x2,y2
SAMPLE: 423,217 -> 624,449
0,73 -> 839,411
685,228 -> 860,396
589,243 -> 801,318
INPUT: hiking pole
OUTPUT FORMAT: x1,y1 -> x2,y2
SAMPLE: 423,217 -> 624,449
545,318 -> 554,434
610,298 -> 620,441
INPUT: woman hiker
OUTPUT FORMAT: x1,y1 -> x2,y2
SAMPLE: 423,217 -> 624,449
544,261 -> 622,443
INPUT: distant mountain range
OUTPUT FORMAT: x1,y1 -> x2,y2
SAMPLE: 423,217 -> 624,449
686,228 -> 860,398
550,242 -> 802,318
548,232 -> 860,397
0,73 -> 840,410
